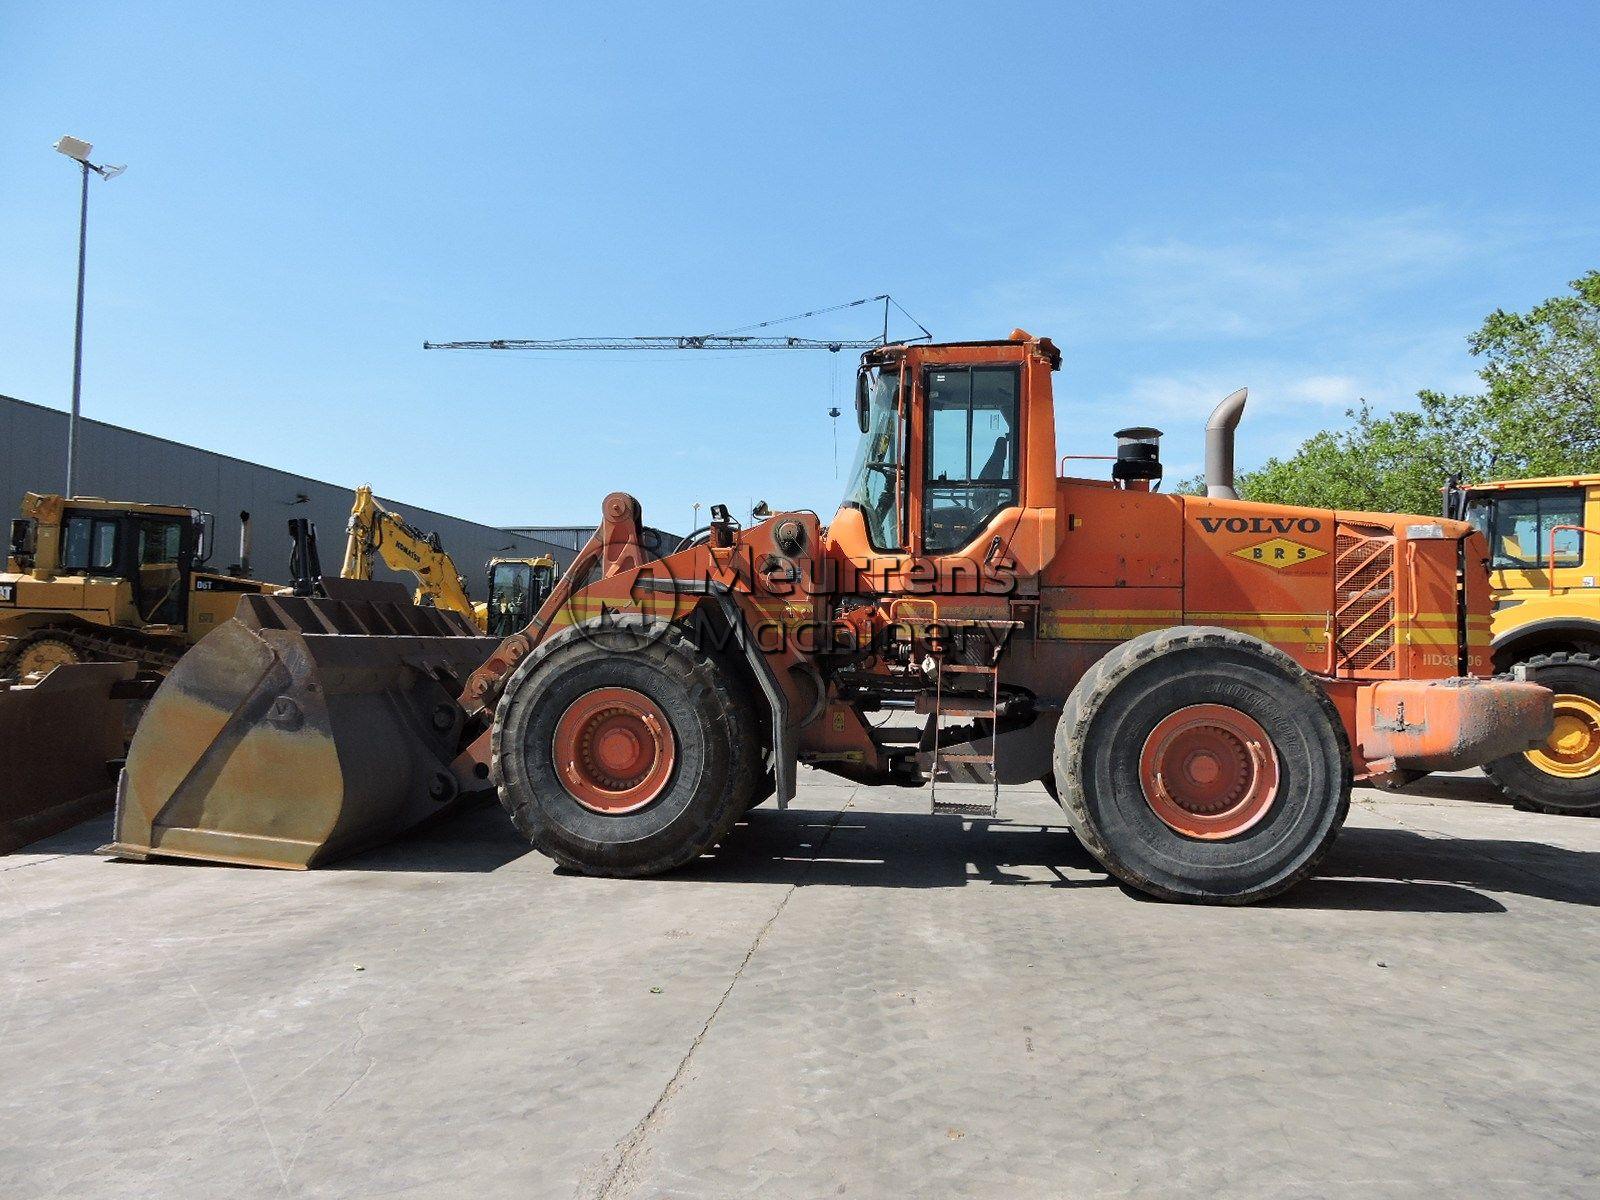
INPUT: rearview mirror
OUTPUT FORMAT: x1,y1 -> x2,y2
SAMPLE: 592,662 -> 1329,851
194,512 -> 215,565
855,369 -> 871,433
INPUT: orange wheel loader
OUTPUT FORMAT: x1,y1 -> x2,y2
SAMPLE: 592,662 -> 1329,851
107,331 -> 1554,902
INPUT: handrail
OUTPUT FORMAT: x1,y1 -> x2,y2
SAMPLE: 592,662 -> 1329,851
1059,454 -> 1115,474
1547,524 -> 1600,594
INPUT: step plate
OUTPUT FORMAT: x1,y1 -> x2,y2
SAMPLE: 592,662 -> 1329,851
932,798 -> 999,817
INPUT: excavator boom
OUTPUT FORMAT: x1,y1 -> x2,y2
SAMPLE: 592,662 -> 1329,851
342,485 -> 478,620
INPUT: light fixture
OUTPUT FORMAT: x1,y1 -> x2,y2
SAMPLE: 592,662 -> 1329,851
53,135 -> 92,163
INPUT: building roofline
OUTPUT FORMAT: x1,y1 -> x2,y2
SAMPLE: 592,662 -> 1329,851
1,392 -> 574,558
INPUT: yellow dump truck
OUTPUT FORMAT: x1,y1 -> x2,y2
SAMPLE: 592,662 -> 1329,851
1,493 -> 275,676
1449,474 -> 1600,813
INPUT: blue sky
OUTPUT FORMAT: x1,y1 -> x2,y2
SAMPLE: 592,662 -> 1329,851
3,2 -> 1595,532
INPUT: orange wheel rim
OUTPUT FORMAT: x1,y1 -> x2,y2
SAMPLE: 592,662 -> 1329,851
1139,704 -> 1280,839
552,687 -> 675,814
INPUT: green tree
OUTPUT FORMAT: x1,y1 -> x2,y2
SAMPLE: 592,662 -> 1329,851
1237,271 -> 1600,515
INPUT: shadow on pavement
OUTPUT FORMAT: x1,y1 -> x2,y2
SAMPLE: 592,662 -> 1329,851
687,809 -> 1110,891
1393,773 -> 1511,806
352,801 -> 1600,913
1277,824 -> 1600,910
31,792 -> 1600,914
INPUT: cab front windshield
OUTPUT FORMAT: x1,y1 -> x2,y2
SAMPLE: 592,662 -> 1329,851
840,369 -> 902,550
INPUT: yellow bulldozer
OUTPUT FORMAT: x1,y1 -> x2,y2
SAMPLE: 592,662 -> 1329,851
1447,474 -> 1600,813
341,484 -> 557,635
1,492 -> 276,851
1,492 -> 274,675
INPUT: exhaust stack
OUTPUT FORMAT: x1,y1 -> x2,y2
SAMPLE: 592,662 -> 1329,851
1205,388 -> 1248,500
237,511 -> 252,577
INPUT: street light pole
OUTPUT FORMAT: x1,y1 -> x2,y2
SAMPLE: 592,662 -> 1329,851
66,160 -> 89,498
53,136 -> 124,499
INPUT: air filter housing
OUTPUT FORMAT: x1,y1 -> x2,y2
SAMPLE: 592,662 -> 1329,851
1113,427 -> 1163,483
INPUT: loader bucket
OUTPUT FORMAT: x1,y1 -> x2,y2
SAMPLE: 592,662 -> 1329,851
0,662 -> 145,853
101,586 -> 500,869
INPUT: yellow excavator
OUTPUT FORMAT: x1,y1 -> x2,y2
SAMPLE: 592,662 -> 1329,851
340,485 -> 557,635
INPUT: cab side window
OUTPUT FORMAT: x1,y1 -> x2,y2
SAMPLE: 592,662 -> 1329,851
60,516 -> 119,572
61,517 -> 92,569
91,521 -> 117,570
1486,490 -> 1585,569
922,365 -> 1018,553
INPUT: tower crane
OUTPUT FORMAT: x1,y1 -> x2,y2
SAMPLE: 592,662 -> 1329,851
422,294 -> 931,353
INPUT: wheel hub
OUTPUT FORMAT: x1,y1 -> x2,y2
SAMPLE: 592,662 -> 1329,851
552,687 -> 675,813
1525,693 -> 1600,780
1139,703 -> 1280,839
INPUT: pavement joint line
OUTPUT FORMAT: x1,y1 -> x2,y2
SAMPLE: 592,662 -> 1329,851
582,790 -> 858,1200
0,852 -> 73,873
147,925 -> 293,1193
278,1006 -> 376,1194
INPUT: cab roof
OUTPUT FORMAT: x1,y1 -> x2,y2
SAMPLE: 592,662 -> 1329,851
1466,475 -> 1600,492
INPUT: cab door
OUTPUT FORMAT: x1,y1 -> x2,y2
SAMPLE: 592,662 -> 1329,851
905,342 -> 1058,587
133,517 -> 187,625
921,364 -> 1021,559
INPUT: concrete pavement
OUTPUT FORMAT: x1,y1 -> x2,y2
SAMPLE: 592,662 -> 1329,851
3,774 -> 1597,1199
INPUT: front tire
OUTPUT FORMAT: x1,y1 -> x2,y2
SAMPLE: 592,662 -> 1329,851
1485,652 -> 1600,815
1054,627 -> 1350,904
492,618 -> 760,875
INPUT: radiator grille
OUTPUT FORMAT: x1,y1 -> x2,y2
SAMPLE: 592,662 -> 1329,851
1334,524 -> 1398,674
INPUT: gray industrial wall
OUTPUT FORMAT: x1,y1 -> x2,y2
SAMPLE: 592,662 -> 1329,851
509,524 -> 684,554
0,394 -> 576,592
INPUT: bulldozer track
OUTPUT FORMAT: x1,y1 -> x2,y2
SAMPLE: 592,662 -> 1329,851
0,625 -> 185,675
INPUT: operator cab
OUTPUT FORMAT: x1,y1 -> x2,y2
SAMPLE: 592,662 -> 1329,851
832,331 -> 1061,581
486,559 -> 556,638
1456,484 -> 1588,576
10,502 -> 207,626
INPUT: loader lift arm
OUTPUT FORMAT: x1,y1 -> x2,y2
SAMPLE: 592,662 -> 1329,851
341,485 -> 476,619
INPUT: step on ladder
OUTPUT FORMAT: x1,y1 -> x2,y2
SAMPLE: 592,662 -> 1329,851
928,645 -> 1004,818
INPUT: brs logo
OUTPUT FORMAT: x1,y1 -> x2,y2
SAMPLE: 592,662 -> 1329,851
1233,538 -> 1327,570
0,583 -> 14,603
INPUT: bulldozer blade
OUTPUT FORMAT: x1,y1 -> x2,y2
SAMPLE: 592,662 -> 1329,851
1,662 -> 145,853
101,591 -> 500,869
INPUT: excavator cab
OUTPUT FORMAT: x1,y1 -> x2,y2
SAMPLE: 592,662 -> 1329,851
485,557 -> 556,638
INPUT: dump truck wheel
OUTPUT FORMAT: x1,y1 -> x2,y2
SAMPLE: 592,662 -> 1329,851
1053,627 -> 1350,904
492,619 -> 760,875
1485,653 -> 1600,815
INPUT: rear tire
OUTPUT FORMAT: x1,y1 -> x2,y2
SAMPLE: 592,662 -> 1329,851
1053,627 -> 1350,904
1485,652 -> 1600,815
492,618 -> 760,875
